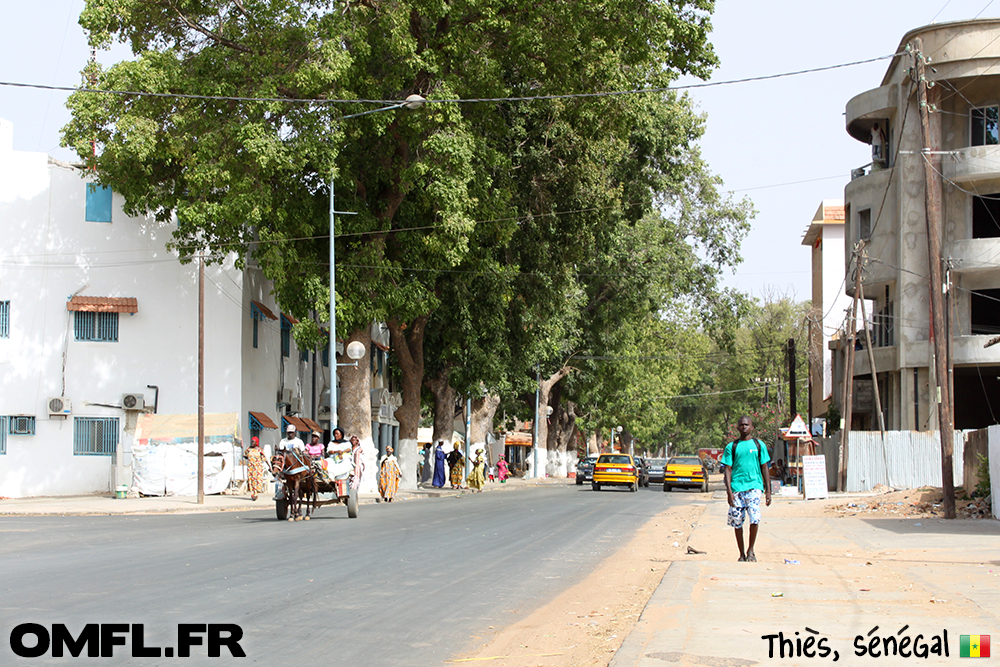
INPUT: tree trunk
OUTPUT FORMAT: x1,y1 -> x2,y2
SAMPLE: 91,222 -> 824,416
387,315 -> 428,489
587,429 -> 599,455
425,364 -> 457,447
545,389 -> 577,477
339,326 -> 376,494
531,365 -> 572,478
470,393 -> 501,461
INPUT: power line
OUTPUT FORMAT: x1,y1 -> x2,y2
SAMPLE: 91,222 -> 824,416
0,53 -> 900,108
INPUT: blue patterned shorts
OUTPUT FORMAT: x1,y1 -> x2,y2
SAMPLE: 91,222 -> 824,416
727,489 -> 762,528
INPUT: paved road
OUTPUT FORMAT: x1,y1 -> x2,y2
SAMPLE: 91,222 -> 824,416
0,483 -> 697,666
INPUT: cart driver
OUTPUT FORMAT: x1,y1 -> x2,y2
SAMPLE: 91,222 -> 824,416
277,424 -> 305,452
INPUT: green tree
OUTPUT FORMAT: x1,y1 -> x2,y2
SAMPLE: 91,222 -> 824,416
62,0 -> 725,484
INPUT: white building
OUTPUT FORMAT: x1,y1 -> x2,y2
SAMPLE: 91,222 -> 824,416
801,200 -> 855,422
0,117 -> 397,498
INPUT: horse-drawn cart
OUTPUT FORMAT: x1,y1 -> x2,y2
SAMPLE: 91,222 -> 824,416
272,449 -> 360,521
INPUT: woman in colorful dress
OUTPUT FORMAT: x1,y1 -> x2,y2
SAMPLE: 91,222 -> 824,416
244,436 -> 268,501
467,448 -> 486,492
496,454 -> 510,483
378,446 -> 402,502
447,442 -> 465,489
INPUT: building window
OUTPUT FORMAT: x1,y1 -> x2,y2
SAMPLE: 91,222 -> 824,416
322,342 -> 329,367
971,106 -> 1000,146
281,315 -> 292,358
0,417 -> 6,453
858,208 -> 872,241
74,417 -> 119,455
0,300 -> 8,338
85,184 -> 113,223
252,316 -> 259,348
300,348 -> 309,363
972,194 -> 1000,239
971,289 -> 1000,335
9,416 -> 35,435
874,300 -> 894,347
74,311 -> 119,342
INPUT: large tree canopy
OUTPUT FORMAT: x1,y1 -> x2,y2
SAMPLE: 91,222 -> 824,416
63,0 -> 756,469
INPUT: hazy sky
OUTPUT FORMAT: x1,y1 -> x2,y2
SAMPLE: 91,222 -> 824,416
0,0 -> 990,301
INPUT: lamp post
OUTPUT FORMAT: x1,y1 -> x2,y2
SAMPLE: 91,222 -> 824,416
328,95 -> 426,428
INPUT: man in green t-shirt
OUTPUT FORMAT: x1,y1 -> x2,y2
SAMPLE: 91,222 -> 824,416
721,415 -> 772,562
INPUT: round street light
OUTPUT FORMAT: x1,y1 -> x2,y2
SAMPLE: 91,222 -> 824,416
403,94 -> 426,110
346,340 -> 366,360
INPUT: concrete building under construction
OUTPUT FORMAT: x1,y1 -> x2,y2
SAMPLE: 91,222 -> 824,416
840,19 -> 1000,432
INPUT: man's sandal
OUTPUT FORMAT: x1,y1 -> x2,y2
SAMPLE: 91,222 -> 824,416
747,553 -> 757,562
738,555 -> 746,562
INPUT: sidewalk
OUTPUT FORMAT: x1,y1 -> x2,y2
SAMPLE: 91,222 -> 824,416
0,474 -> 559,516
611,492 -> 1000,666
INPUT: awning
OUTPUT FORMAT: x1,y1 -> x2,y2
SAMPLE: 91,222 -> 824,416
67,296 -> 138,313
283,415 -> 310,432
250,300 -> 277,320
301,417 -> 323,433
281,312 -> 299,325
248,411 -> 278,430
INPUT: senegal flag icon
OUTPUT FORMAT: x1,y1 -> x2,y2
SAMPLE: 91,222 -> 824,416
960,635 -> 990,657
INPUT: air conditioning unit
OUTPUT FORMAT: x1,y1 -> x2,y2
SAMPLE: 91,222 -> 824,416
121,393 -> 145,410
47,397 -> 72,417
289,397 -> 302,413
317,405 -> 331,417
278,388 -> 292,405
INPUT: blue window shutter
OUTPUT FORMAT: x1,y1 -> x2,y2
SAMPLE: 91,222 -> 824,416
85,184 -> 113,223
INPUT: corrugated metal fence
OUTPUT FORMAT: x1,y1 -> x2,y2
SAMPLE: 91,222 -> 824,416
846,431 -> 965,492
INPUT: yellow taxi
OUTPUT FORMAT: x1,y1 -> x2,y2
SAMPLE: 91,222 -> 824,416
662,456 -> 708,493
591,453 -> 639,492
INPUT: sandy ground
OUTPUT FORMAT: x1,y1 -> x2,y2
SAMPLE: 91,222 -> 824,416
448,482 -> 998,666
448,495 -> 709,666
824,485 -> 993,519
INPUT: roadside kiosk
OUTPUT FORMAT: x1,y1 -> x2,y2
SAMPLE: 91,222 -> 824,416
780,414 -> 828,499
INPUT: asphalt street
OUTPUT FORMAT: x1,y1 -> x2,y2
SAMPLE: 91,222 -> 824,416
0,483 -> 696,666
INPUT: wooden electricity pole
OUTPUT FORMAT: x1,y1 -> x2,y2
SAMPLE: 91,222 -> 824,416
913,38 -> 956,518
838,255 -> 862,492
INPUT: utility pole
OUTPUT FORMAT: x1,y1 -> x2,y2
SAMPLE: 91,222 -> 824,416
913,38 -> 956,518
838,255 -> 862,492
787,337 -> 797,420
197,251 -> 205,504
858,272 -> 893,488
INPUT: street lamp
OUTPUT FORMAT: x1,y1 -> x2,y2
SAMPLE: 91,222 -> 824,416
329,95 -> 426,428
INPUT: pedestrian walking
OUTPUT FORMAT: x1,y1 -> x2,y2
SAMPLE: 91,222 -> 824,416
447,442 -> 465,489
243,436 -> 268,501
722,415 -> 772,562
496,454 -> 509,483
468,448 -> 486,492
432,441 -> 447,488
378,446 -> 402,502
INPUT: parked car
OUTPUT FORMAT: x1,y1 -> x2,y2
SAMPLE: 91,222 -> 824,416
646,457 -> 667,483
663,456 -> 708,493
592,453 -> 640,492
575,455 -> 599,485
634,456 -> 650,487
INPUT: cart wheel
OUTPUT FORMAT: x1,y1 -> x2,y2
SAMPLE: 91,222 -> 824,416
275,498 -> 288,521
592,483 -> 601,491
347,488 -> 359,518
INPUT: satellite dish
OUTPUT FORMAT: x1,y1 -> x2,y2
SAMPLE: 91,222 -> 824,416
346,341 -> 366,360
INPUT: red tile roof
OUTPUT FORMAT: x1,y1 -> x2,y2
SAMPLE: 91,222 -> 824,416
66,296 -> 138,313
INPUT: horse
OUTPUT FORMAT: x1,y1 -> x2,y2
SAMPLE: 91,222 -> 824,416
271,449 -> 317,521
